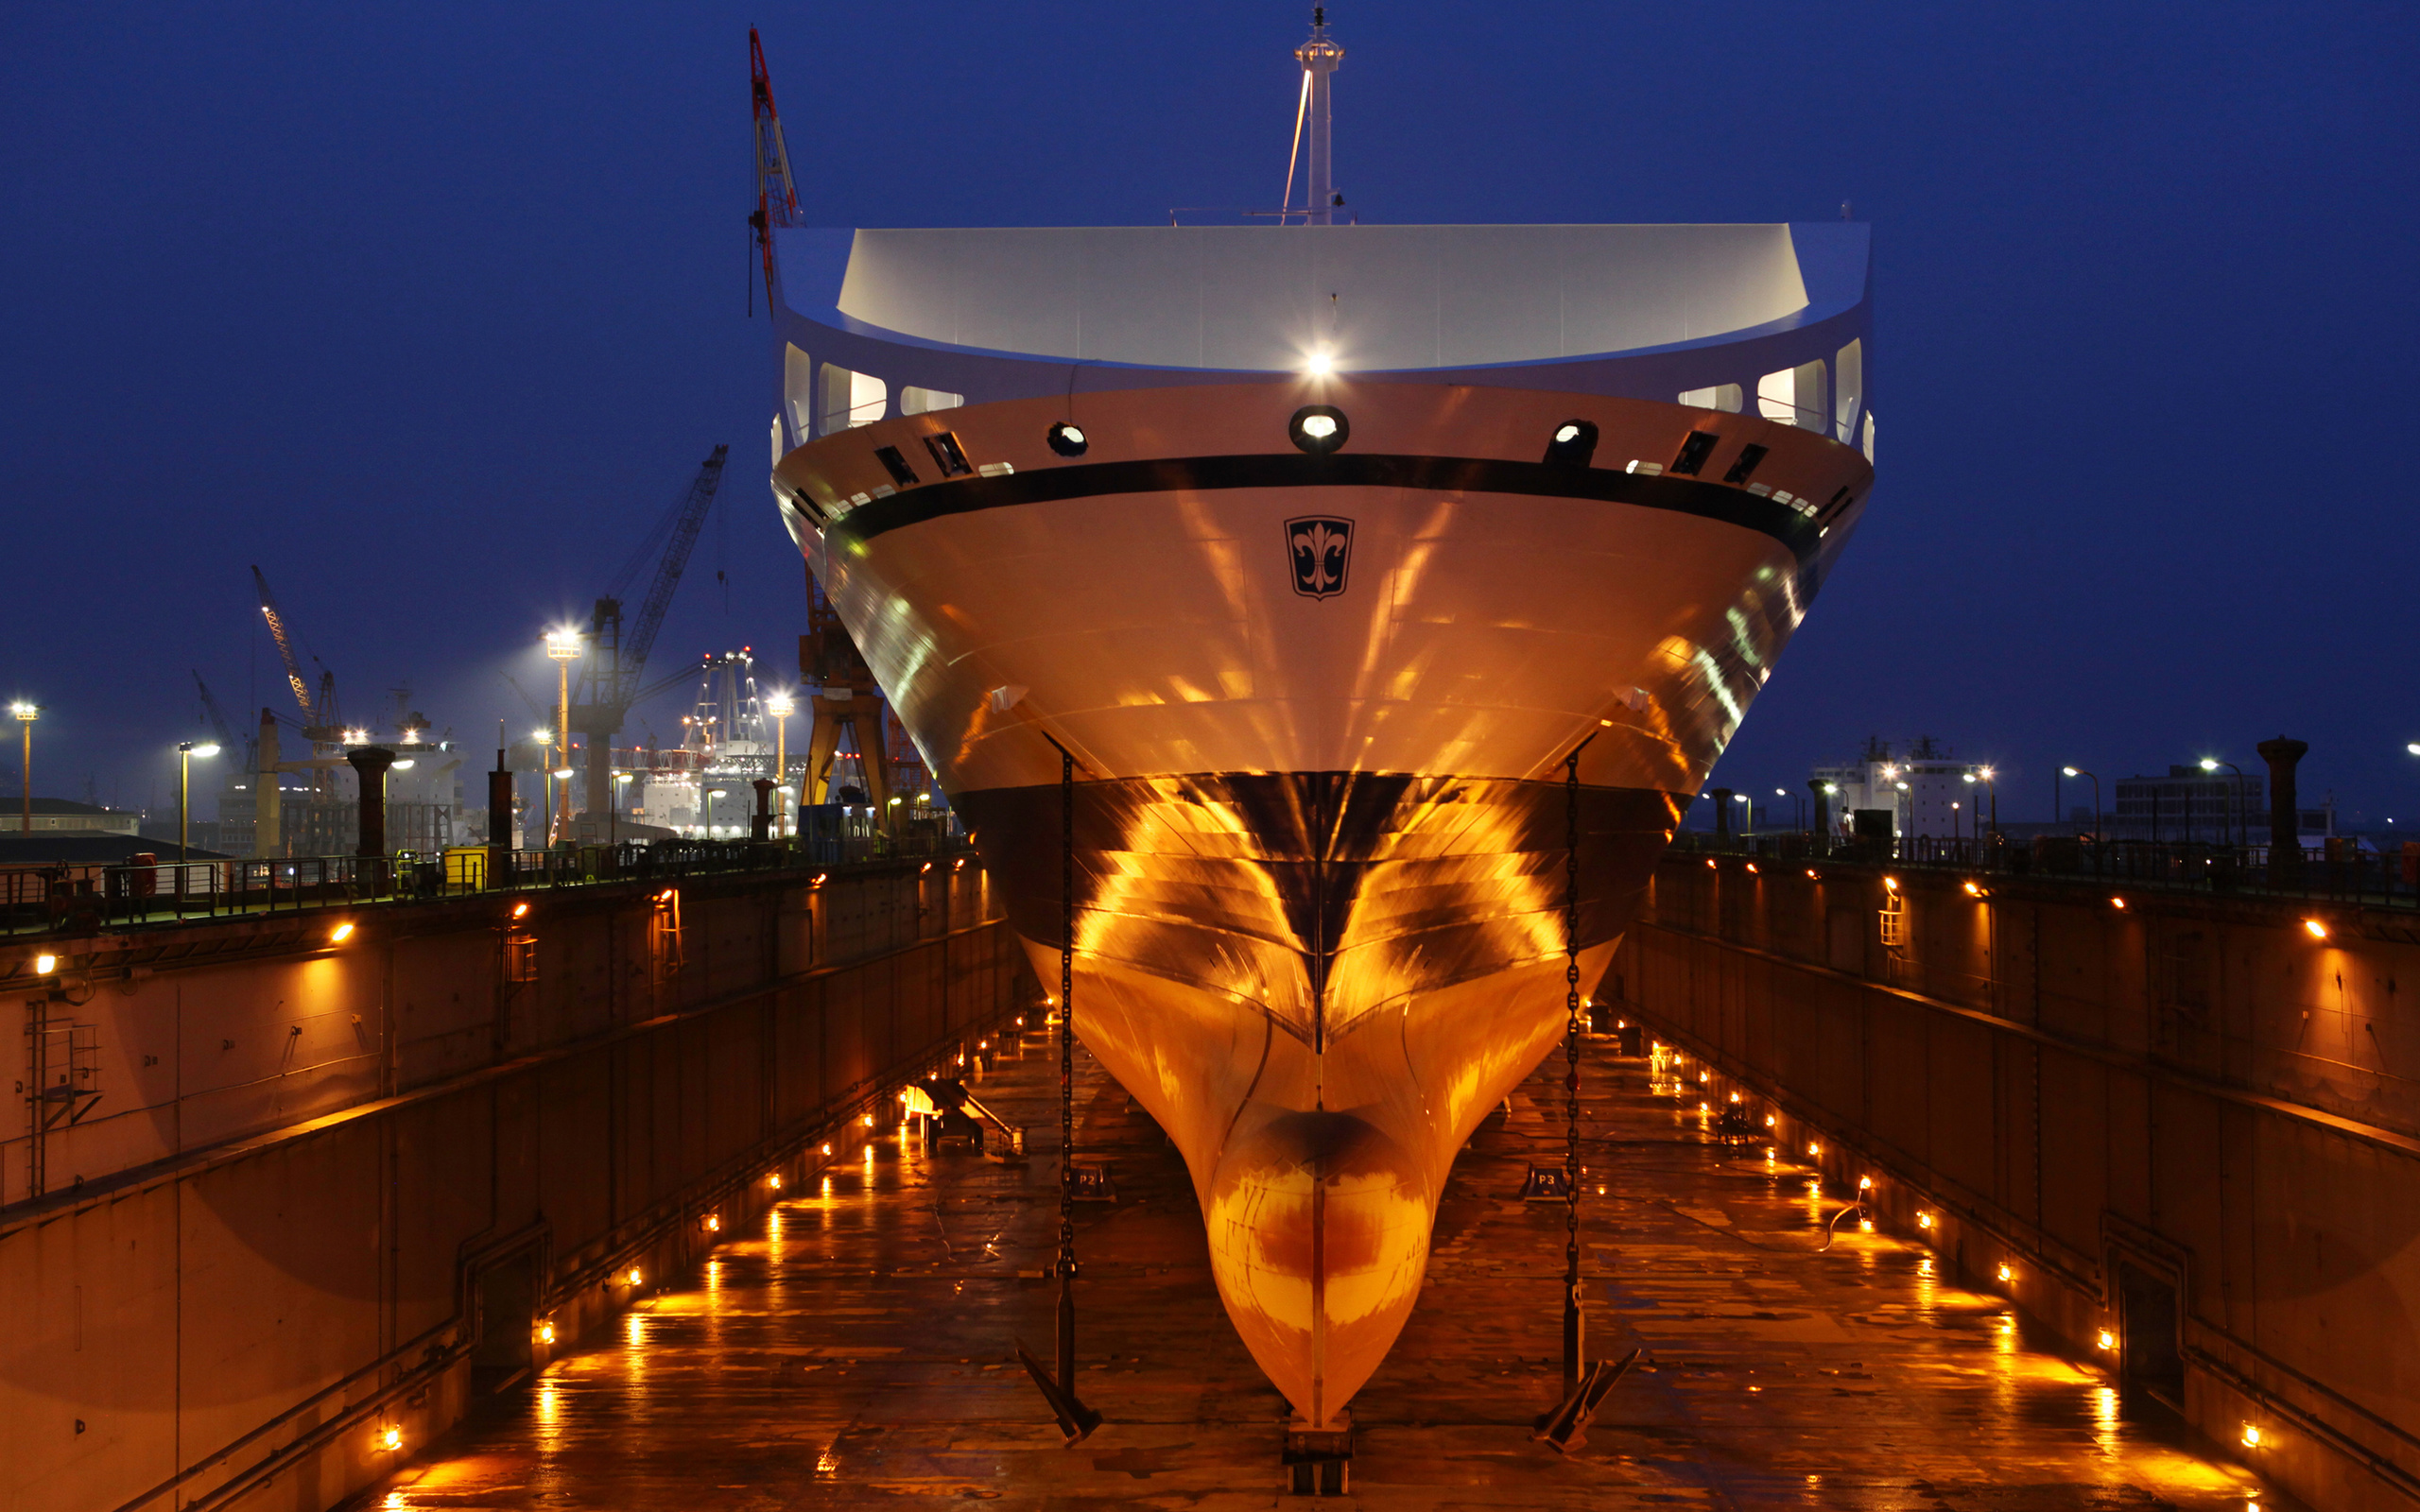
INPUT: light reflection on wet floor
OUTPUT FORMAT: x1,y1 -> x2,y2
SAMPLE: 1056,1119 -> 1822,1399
366,1029 -> 2295,1509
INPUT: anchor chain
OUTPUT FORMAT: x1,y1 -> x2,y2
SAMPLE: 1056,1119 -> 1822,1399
1562,745 -> 1584,1397
1057,747 -> 1078,1393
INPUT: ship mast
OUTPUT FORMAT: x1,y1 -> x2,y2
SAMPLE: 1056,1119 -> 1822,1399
1294,9 -> 1344,225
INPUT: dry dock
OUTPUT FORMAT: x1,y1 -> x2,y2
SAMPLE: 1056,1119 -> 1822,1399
362,1023 -> 2288,1509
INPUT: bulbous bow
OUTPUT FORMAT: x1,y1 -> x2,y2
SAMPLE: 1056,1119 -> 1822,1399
1205,1109 -> 1431,1426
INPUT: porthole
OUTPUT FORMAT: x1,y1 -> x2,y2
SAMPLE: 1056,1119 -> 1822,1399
1543,419 -> 1598,468
1288,404 -> 1349,455
1046,421 -> 1089,457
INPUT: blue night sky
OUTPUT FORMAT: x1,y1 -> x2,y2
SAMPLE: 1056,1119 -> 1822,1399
4,2 -> 2414,824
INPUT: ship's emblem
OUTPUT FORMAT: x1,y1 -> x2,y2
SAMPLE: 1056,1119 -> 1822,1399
1287,517 -> 1354,599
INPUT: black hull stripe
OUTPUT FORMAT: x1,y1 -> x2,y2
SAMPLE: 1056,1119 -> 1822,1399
826,452 -> 1823,558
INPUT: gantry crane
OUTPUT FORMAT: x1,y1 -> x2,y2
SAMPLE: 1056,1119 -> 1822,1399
569,446 -> 729,819
799,570 -> 895,823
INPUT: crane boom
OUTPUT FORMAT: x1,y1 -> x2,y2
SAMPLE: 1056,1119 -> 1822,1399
191,670 -> 238,750
623,446 -> 728,696
567,446 -> 729,825
749,28 -> 802,312
251,566 -> 314,718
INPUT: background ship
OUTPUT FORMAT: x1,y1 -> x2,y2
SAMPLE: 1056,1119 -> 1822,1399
752,15 -> 1874,1430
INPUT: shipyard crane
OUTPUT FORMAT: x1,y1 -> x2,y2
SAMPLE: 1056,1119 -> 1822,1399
569,446 -> 730,817
189,671 -> 259,768
250,566 -> 341,741
748,28 -> 802,314
247,566 -> 351,856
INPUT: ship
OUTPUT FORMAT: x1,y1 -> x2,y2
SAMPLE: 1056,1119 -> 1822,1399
750,15 -> 1874,1434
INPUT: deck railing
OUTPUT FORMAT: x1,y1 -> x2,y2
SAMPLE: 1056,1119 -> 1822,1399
1672,830 -> 2420,909
0,821 -> 971,938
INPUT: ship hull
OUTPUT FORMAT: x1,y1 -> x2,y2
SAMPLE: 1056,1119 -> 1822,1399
774,377 -> 1869,1420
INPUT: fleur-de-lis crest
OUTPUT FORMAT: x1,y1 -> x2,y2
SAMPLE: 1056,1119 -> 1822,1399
1287,516 -> 1353,599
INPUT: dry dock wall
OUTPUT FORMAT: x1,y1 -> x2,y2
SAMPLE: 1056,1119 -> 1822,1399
1,857 -> 1031,1512
1613,853 -> 2420,1512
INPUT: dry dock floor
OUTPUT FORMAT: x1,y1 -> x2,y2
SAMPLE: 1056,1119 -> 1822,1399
363,1024 -> 2290,1510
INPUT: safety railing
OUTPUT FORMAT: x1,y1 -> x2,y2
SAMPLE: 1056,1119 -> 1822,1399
0,823 -> 972,938
1672,830 -> 2420,909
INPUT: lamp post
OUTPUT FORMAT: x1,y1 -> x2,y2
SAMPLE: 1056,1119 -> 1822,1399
1979,765 -> 1997,837
767,694 -> 794,837
2201,758 -> 2248,848
10,702 -> 36,833
704,787 -> 726,838
544,630 -> 580,846
1734,790 -> 1753,836
177,741 -> 221,864
2063,766 -> 2101,875
2062,767 -> 2100,837
1774,787 -> 1805,831
528,730 -> 552,849
612,769 -> 631,848
1955,774 -> 1994,841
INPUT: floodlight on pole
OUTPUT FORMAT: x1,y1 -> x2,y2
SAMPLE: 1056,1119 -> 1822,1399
11,702 -> 37,834
766,694 -> 795,836
176,739 -> 220,863
544,630 -> 581,847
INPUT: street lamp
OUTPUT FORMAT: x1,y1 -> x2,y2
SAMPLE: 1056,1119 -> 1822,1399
612,769 -> 632,847
704,787 -> 727,837
1774,787 -> 1805,831
2064,765 -> 2102,874
2061,767 -> 2100,834
544,629 -> 581,845
9,702 -> 35,834
766,694 -> 794,836
2200,758 -> 2248,848
1734,790 -> 1753,836
177,741 -> 221,864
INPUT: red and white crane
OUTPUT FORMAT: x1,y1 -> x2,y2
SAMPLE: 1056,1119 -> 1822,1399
748,28 -> 803,315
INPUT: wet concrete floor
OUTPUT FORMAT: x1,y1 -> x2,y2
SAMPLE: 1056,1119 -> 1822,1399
365,1024 -> 2291,1510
